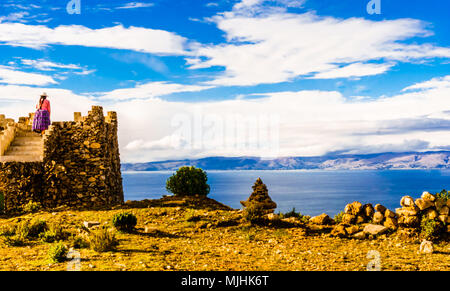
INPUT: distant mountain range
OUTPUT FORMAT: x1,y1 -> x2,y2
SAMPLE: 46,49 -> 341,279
121,151 -> 450,171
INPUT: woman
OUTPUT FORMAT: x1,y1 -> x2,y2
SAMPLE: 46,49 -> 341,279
32,92 -> 51,134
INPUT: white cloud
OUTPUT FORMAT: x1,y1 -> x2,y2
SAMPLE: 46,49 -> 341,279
95,81 -> 213,101
188,10 -> 450,86
116,2 -> 155,9
402,75 -> 450,91
0,23 -> 192,55
20,59 -> 83,71
0,65 -> 57,86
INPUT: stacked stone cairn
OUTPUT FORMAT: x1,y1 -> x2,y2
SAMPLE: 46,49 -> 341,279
309,191 -> 450,240
240,178 -> 277,214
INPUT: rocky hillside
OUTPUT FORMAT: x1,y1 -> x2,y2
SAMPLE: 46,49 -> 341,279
122,151 -> 450,171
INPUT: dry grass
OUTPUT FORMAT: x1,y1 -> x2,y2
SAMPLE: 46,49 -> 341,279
0,198 -> 448,271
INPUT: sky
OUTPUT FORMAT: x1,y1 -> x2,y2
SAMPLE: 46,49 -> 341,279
0,0 -> 450,163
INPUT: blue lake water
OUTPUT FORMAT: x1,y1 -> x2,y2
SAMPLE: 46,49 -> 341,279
122,170 -> 450,217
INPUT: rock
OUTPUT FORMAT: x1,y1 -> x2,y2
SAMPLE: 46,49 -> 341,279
384,209 -> 396,218
374,204 -> 386,214
83,221 -> 100,228
355,215 -> 365,224
395,206 -> 419,216
419,240 -> 433,254
310,213 -> 333,225
352,231 -> 366,240
384,217 -> 398,230
362,204 -> 374,218
438,215 -> 448,224
267,213 -> 278,220
424,209 -> 438,220
363,224 -> 388,236
342,213 -> 356,224
421,191 -> 436,202
397,227 -> 420,241
331,224 -> 348,238
90,142 -> 101,149
439,205 -> 449,216
372,212 -> 384,224
398,215 -> 419,227
435,198 -> 446,211
344,201 -> 363,215
345,225 -> 360,235
415,198 -> 434,211
400,195 -> 415,207
240,178 -> 277,213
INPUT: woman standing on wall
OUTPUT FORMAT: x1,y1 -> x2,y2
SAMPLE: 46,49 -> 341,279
32,92 -> 51,135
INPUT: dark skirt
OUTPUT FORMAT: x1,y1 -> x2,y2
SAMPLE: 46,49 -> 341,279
32,109 -> 51,132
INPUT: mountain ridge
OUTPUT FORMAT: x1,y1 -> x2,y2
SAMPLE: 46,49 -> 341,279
121,151 -> 450,171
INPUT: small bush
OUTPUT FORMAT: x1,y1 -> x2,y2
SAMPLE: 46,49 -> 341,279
4,235 -> 27,247
280,208 -> 310,223
420,218 -> 444,241
27,219 -> 47,238
68,235 -> 89,249
166,166 -> 210,197
89,227 -> 119,252
48,243 -> 68,263
22,201 -> 42,213
112,212 -> 137,232
40,223 -> 67,243
243,204 -> 266,224
334,211 -> 345,224
436,189 -> 450,202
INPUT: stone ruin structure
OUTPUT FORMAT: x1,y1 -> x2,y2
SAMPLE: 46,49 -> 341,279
241,177 -> 277,213
0,106 -> 124,213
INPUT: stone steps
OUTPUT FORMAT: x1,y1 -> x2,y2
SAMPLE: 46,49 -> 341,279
0,130 -> 44,162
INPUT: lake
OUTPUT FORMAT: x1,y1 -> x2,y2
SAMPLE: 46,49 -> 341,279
122,170 -> 450,217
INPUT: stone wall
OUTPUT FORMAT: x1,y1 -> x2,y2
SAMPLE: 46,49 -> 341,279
0,106 -> 124,213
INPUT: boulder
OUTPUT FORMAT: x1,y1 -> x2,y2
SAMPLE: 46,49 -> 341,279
363,224 -> 388,236
310,213 -> 333,225
438,215 -> 448,224
424,209 -> 438,220
362,204 -> 374,218
421,191 -> 436,202
385,209 -> 396,218
344,201 -> 363,215
395,206 -> 419,216
419,240 -> 433,254
374,204 -> 386,214
439,206 -> 449,216
331,224 -> 348,238
342,213 -> 356,224
398,215 -> 419,227
415,198 -> 434,211
384,217 -> 398,230
435,198 -> 446,211
400,195 -> 415,207
372,212 -> 384,224
83,221 -> 100,228
352,231 -> 366,240
356,215 -> 365,224
345,225 -> 360,235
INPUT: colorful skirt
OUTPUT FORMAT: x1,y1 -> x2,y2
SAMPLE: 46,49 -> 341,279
32,109 -> 51,132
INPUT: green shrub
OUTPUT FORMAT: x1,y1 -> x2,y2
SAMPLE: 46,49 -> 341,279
420,218 -> 444,241
243,203 -> 266,224
436,189 -> 450,202
166,166 -> 210,197
280,208 -> 310,223
112,212 -> 137,232
68,235 -> 89,249
48,243 -> 68,263
3,235 -> 27,247
27,219 -> 47,238
22,201 -> 42,213
40,223 -> 68,243
89,227 -> 118,252
334,211 -> 345,224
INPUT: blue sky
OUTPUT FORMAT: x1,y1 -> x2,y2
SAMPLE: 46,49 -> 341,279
1,0 -> 450,162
